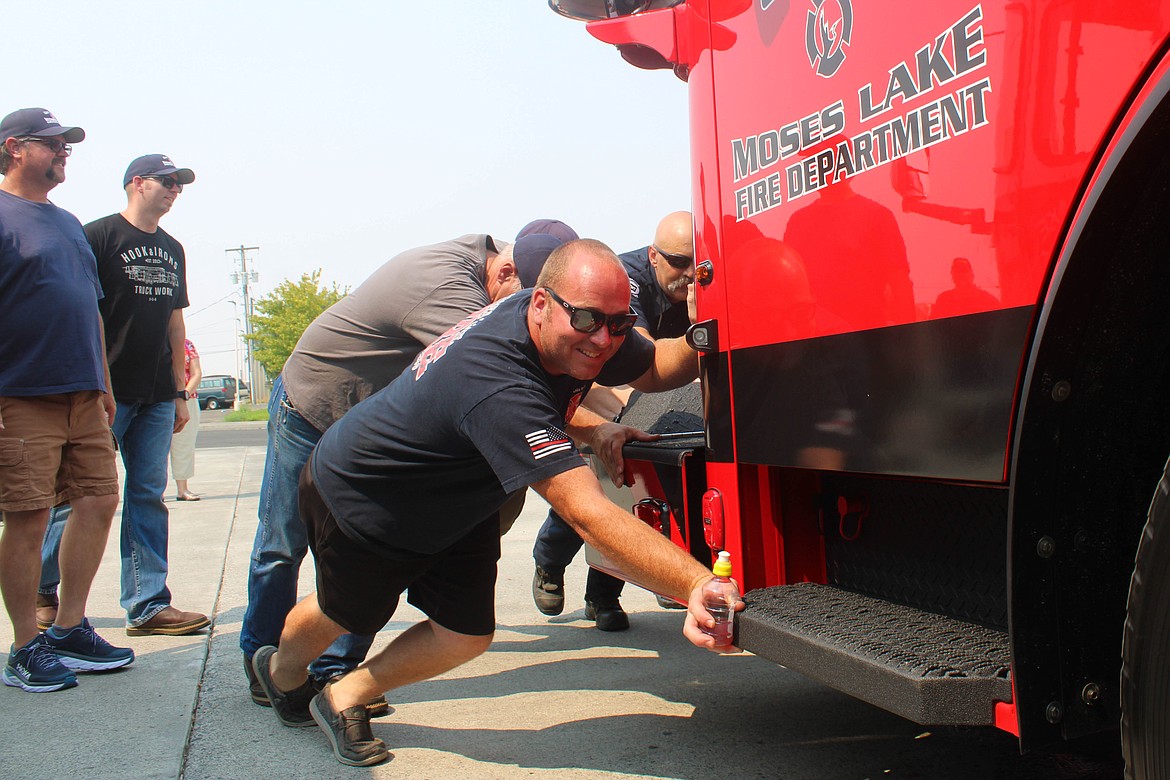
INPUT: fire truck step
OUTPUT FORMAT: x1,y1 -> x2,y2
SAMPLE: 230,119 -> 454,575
737,582 -> 1011,726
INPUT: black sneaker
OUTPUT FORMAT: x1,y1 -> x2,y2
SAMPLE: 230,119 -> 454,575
249,654 -> 391,718
45,618 -> 134,671
656,594 -> 687,610
584,599 -> 630,632
251,646 -> 316,727
310,684 -> 390,766
3,635 -> 78,693
532,565 -> 565,616
244,653 -> 270,707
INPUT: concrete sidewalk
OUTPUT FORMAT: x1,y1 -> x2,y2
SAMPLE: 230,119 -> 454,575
0,445 -> 787,780
0,444 -> 260,779
1,445 -> 1090,780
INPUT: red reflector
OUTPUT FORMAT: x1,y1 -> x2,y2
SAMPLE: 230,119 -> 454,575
702,488 -> 724,550
633,500 -> 665,533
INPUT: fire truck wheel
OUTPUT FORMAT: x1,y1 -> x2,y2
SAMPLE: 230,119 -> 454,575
1121,457 -> 1170,779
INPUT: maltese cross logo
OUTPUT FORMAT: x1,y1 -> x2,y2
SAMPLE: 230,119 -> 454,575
805,0 -> 853,78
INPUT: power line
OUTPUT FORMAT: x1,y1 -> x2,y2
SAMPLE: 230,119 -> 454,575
186,291 -> 239,320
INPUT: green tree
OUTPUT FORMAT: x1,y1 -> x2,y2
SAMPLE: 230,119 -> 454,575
246,270 -> 346,378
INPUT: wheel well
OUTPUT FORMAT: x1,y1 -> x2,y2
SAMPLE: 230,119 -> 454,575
1010,72 -> 1170,747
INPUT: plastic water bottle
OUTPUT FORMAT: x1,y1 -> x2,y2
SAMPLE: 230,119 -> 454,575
701,551 -> 740,647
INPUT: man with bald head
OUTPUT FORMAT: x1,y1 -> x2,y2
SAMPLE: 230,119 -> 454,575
241,231 -> 564,711
250,239 -> 732,767
532,211 -> 695,630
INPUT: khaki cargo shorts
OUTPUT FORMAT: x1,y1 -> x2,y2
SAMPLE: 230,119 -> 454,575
0,392 -> 118,513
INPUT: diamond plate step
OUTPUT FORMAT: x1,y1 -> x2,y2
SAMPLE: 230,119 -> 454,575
737,582 -> 1012,725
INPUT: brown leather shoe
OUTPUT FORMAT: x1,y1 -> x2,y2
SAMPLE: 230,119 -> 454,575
126,606 -> 210,636
36,592 -> 58,631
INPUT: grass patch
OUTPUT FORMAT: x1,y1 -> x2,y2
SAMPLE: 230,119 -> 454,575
222,406 -> 269,422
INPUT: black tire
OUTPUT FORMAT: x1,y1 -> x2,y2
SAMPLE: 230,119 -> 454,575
1121,457 -> 1170,779
205,397 -> 220,410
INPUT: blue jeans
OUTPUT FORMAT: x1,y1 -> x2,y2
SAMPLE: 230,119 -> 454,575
239,374 -> 375,680
533,510 -> 624,602
41,400 -> 177,625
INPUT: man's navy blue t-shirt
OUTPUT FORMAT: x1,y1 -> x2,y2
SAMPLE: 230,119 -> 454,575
311,290 -> 655,557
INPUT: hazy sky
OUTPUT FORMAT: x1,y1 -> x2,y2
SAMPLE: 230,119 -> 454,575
8,2 -> 690,379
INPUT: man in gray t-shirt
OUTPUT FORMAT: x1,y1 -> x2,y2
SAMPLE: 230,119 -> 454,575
240,232 -> 563,711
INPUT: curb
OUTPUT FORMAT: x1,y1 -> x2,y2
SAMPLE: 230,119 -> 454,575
199,421 -> 267,431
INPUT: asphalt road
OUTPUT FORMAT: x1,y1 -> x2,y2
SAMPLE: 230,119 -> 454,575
193,409 -> 268,448
195,425 -> 268,448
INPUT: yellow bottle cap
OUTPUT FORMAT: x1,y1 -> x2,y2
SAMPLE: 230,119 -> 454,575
712,550 -> 732,577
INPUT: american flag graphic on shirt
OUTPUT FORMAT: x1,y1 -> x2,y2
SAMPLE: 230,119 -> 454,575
526,426 -> 573,460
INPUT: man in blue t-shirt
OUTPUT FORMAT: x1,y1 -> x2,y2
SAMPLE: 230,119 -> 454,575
0,107 -> 134,694
532,211 -> 695,631
251,239 -> 739,767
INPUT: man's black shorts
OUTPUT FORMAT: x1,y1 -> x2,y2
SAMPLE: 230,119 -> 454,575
298,460 -> 499,637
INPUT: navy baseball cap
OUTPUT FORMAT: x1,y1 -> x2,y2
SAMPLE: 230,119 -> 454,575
123,154 -> 195,188
516,219 -> 579,244
514,234 -> 568,288
0,107 -> 85,143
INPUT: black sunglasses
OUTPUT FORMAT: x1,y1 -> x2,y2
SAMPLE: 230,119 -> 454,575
544,288 -> 637,337
21,137 -> 72,156
652,245 -> 695,270
143,175 -> 183,192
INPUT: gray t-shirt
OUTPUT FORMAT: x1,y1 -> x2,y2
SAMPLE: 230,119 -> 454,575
281,234 -> 500,432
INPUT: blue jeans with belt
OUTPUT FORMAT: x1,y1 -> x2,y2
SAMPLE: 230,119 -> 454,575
239,374 -> 375,680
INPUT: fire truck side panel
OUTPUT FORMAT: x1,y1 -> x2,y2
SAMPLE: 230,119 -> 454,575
697,1 -> 1170,484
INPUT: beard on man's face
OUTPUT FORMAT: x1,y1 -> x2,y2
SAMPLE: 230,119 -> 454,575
667,275 -> 691,297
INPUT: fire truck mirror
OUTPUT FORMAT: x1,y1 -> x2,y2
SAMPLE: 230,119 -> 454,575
548,0 -> 682,22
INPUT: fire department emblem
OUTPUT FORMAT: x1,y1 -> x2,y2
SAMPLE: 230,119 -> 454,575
805,0 -> 853,78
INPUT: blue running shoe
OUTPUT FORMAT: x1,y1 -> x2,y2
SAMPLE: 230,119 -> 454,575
3,635 -> 78,692
45,618 -> 135,671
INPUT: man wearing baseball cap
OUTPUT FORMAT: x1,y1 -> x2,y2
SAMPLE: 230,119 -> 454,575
39,152 -> 208,638
1,107 -> 135,693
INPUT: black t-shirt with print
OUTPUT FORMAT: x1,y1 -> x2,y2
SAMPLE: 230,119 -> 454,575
87,214 -> 189,403
311,290 -> 655,557
620,247 -> 690,339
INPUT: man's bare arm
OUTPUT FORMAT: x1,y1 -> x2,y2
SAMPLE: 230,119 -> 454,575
533,466 -> 743,652
565,406 -> 657,487
167,310 -> 190,433
627,336 -> 699,394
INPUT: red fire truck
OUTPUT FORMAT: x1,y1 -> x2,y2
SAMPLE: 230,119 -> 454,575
551,0 -> 1170,774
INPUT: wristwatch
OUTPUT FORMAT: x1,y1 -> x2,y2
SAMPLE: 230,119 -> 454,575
175,390 -> 191,401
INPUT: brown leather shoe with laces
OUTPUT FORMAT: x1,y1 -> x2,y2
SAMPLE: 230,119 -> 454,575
126,606 -> 210,636
36,592 -> 58,631
310,682 -> 390,766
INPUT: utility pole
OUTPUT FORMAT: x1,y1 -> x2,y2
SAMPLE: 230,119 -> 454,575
227,245 -> 261,405
229,299 -> 243,400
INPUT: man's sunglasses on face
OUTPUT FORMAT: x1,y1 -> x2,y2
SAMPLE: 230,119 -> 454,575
544,288 -> 637,337
143,175 -> 183,192
652,245 -> 694,270
21,137 -> 72,156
